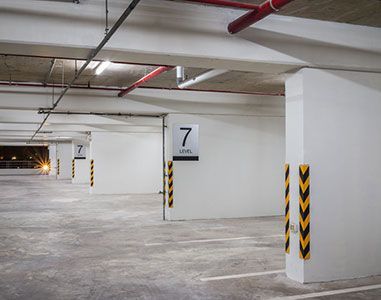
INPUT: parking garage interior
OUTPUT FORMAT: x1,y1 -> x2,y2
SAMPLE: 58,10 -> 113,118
0,0 -> 381,299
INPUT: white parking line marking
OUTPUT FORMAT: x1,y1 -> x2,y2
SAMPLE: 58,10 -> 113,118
200,269 -> 285,282
270,284 -> 381,300
145,234 -> 283,246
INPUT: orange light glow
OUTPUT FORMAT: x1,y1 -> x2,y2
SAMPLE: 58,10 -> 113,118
42,164 -> 50,172
38,161 -> 51,175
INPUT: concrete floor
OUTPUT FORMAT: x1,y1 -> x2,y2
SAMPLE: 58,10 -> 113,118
0,176 -> 380,300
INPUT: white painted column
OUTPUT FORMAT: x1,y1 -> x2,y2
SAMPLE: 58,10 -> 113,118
165,113 -> 285,220
285,68 -> 381,283
56,142 -> 72,180
89,132 -> 162,194
71,142 -> 90,184
48,144 -> 57,176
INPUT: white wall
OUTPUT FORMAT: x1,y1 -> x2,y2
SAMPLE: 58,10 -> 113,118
90,132 -> 162,194
56,142 -> 72,180
286,68 -> 381,283
71,143 -> 90,184
165,113 -> 285,220
48,144 -> 57,176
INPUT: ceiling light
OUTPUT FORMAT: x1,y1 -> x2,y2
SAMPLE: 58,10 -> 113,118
95,61 -> 111,75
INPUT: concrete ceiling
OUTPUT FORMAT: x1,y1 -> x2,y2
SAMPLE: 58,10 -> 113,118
174,0 -> 381,28
41,0 -> 381,28
0,55 -> 285,94
1,0 -> 379,95
277,0 -> 381,28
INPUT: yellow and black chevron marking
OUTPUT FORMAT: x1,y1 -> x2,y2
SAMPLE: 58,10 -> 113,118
90,159 -> 94,187
57,159 -> 60,176
72,159 -> 75,179
299,164 -> 310,260
168,161 -> 174,208
285,164 -> 290,254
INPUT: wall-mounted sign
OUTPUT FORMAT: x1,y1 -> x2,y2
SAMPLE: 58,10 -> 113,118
74,144 -> 86,159
173,124 -> 199,161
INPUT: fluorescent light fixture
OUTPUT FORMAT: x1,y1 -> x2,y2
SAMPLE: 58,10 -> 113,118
95,61 -> 111,75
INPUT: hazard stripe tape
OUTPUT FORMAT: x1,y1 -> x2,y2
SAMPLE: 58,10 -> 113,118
90,159 -> 94,187
299,164 -> 310,260
72,159 -> 75,179
285,164 -> 290,254
168,161 -> 174,208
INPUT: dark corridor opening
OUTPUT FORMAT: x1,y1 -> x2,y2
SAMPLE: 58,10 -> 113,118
0,146 -> 49,169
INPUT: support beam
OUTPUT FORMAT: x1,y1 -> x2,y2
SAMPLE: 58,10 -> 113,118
0,85 -> 284,145
0,86 -> 284,117
1,1 -> 380,73
0,80 -> 280,96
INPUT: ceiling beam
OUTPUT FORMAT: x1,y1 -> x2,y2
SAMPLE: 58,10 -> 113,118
0,0 -> 380,73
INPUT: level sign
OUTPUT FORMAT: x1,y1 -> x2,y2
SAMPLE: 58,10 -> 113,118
74,144 -> 86,159
173,124 -> 199,161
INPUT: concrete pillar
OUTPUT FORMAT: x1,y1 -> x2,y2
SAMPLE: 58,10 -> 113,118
56,142 -> 72,180
71,142 -> 90,184
48,144 -> 57,176
89,132 -> 162,194
285,68 -> 381,283
165,113 -> 285,220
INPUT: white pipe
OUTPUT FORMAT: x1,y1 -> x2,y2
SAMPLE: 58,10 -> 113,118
176,66 -> 185,84
177,69 -> 228,89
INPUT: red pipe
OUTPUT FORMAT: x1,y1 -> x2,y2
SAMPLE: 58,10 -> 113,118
118,66 -> 174,97
228,0 -> 294,34
185,0 -> 258,10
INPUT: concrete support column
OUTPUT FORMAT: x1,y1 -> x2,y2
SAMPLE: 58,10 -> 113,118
48,144 -> 57,176
56,142 -> 72,180
89,132 -> 162,194
71,142 -> 90,184
285,68 -> 381,283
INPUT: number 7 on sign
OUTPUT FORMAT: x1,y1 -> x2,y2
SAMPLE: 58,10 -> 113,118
180,127 -> 192,147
